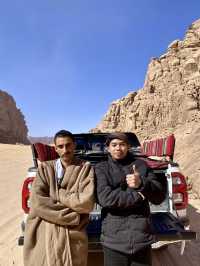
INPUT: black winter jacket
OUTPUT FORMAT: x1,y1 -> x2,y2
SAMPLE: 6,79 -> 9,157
95,152 -> 167,254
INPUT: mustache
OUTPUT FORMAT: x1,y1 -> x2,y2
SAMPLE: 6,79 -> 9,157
61,152 -> 71,156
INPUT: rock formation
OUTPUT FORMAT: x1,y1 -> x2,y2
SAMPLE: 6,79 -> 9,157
0,90 -> 29,144
92,19 -> 200,196
28,136 -> 53,144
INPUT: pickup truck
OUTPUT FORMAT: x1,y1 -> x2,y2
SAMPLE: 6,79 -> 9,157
18,132 -> 196,251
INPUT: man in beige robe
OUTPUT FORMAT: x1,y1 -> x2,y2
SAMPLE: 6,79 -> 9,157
24,130 -> 95,266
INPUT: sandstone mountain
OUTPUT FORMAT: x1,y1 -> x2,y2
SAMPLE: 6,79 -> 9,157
92,19 -> 200,196
0,90 -> 29,144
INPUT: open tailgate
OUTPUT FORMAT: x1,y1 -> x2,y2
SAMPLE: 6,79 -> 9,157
86,211 -> 196,252
150,212 -> 196,241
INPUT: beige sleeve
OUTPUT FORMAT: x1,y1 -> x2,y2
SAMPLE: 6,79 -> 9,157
59,163 -> 95,214
30,164 -> 80,226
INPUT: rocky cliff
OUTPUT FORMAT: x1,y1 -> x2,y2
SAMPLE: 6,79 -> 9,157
92,19 -> 200,196
0,90 -> 29,144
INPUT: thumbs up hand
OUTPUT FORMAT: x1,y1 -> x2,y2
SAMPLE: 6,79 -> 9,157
132,164 -> 136,173
126,165 -> 142,189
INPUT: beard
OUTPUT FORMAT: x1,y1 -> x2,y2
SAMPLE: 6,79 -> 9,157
61,152 -> 73,162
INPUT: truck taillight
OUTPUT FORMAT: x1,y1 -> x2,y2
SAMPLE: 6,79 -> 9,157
22,177 -> 34,213
173,193 -> 184,204
172,172 -> 188,210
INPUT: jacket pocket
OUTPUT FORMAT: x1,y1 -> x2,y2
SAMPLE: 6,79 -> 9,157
102,216 -> 125,236
131,217 -> 152,243
133,217 -> 151,231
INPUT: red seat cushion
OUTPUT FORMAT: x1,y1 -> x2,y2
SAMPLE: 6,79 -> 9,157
33,143 -> 59,161
142,134 -> 175,159
165,134 -> 175,157
157,138 -> 164,157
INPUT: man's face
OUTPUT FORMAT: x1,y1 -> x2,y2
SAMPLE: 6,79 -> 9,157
107,139 -> 129,160
55,136 -> 76,163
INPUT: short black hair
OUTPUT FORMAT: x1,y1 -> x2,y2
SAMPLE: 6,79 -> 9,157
54,130 -> 75,144
105,132 -> 129,146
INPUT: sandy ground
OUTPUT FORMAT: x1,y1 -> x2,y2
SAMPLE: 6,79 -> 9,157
0,144 -> 199,266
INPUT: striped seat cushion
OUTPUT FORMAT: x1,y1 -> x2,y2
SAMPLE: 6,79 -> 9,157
142,134 -> 175,159
33,143 -> 59,162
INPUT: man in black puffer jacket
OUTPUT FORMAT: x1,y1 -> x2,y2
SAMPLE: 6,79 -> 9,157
95,133 -> 167,266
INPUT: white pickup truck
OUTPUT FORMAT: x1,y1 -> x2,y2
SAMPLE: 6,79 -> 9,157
18,132 -> 196,251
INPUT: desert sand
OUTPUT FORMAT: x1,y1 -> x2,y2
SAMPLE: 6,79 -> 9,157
0,144 -> 199,266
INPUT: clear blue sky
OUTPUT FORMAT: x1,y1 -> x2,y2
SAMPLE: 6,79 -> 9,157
0,0 -> 199,136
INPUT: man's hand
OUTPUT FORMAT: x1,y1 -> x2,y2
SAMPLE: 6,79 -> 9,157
126,165 -> 142,189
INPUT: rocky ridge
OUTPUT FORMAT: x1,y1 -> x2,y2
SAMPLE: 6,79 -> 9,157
28,136 -> 53,144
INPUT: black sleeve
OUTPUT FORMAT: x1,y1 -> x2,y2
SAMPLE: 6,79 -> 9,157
139,167 -> 167,205
95,163 -> 143,209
